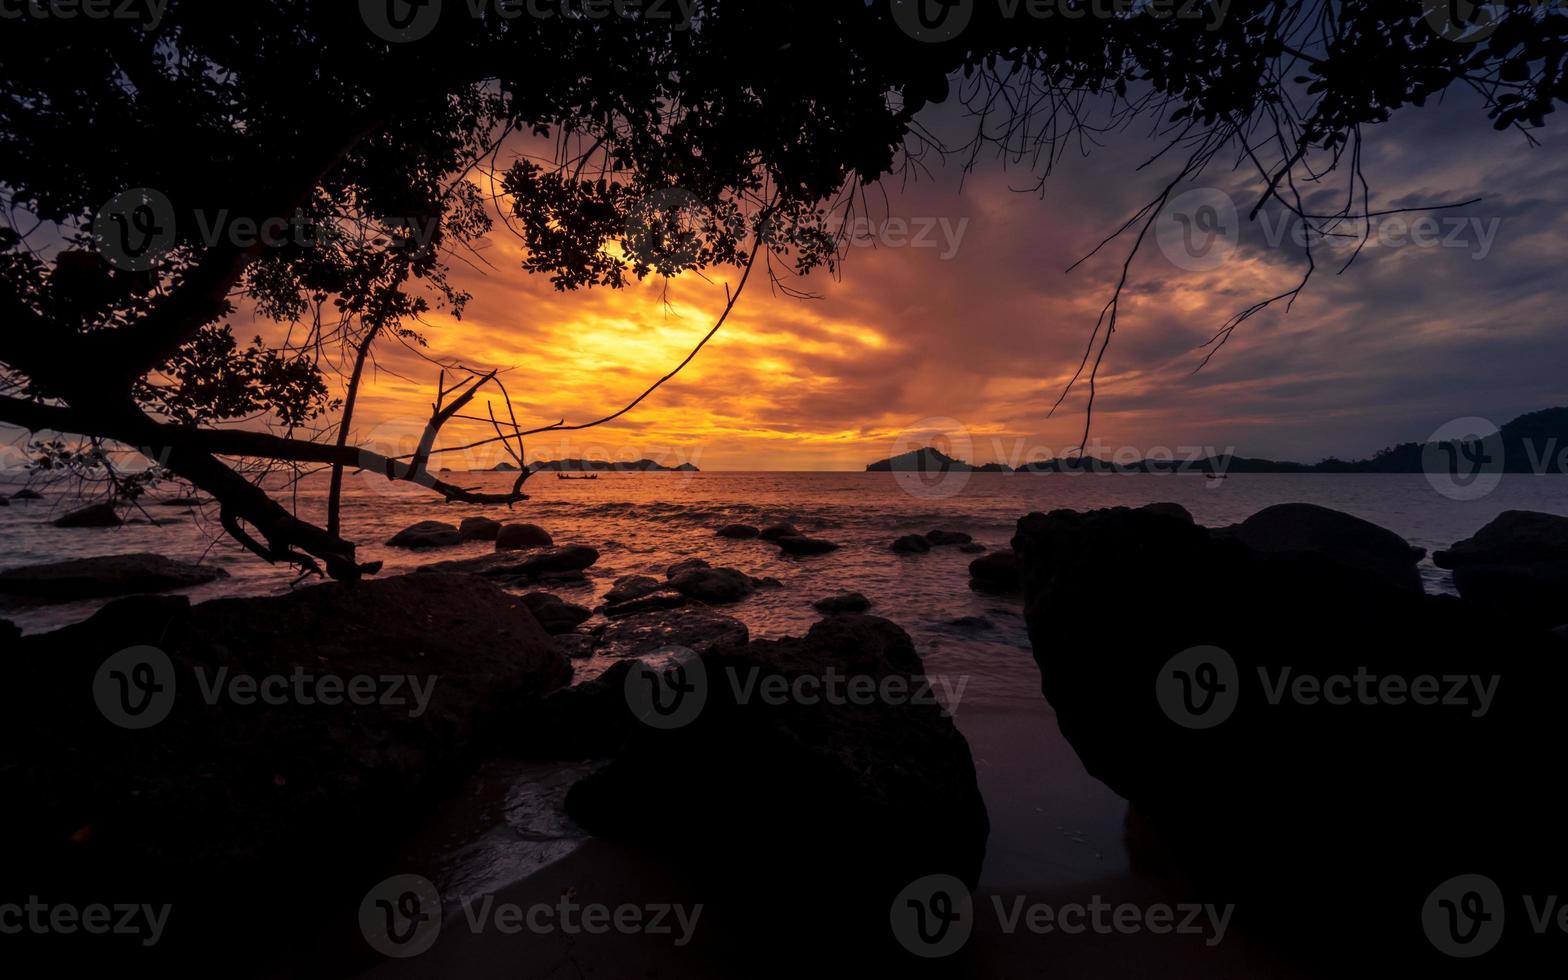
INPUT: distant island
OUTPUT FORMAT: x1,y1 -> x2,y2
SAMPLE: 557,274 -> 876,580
867,407 -> 1568,474
522,459 -> 699,473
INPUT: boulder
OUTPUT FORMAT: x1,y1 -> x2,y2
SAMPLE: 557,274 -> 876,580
968,549 -> 1020,591
565,615 -> 987,950
1433,511 -> 1568,626
458,516 -> 503,542
385,520 -> 462,549
0,554 -> 229,600
10,489 -> 43,501
758,522 -> 801,542
1221,502 -> 1425,593
1140,501 -> 1194,524
665,557 -> 711,579
668,566 -> 755,605
53,502 -> 121,528
604,575 -> 663,606
1013,504 -> 1568,956
520,592 -> 593,635
0,573 -> 570,948
812,592 -> 872,615
603,591 -> 688,618
495,523 -> 555,551
891,534 -> 931,555
925,529 -> 973,546
776,535 -> 840,557
418,545 -> 599,583
716,523 -> 760,540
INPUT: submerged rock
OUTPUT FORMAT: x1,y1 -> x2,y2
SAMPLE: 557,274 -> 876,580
565,615 -> 987,948
758,522 -> 801,542
949,615 -> 995,630
891,534 -> 931,555
495,523 -> 555,551
459,516 -> 503,542
53,502 -> 121,528
716,523 -> 760,539
925,529 -> 973,546
0,554 -> 229,600
10,489 -> 44,501
385,520 -> 462,549
958,542 -> 987,554
813,592 -> 872,615
1434,510 -> 1568,626
776,535 -> 840,557
1218,502 -> 1425,593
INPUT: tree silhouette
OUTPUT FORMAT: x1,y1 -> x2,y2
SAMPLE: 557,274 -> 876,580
2,1 -> 1563,577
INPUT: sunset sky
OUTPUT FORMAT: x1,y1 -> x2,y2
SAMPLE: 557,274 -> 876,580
276,89 -> 1568,472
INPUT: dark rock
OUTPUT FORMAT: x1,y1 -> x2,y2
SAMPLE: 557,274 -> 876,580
1554,624 -> 1568,642
592,605 -> 749,659
949,615 -> 995,630
495,523 -> 555,551
458,516 -> 503,542
553,633 -> 597,660
565,615 -> 987,947
958,542 -> 987,554
716,523 -> 760,539
925,529 -> 973,546
1221,502 -> 1425,593
603,592 -> 688,618
1433,511 -> 1568,627
665,557 -> 711,579
668,566 -> 754,605
968,549 -> 1020,591
812,592 -> 872,615
511,660 -> 641,760
604,575 -> 663,606
418,545 -> 599,583
520,592 -> 593,635
776,535 -> 840,557
0,497 -> 8,507
0,554 -> 229,600
1013,504 -> 1568,953
752,575 -> 784,589
10,489 -> 43,501
1140,501 -> 1194,524
891,534 -> 932,555
0,619 -> 17,642
0,573 -> 570,923
385,520 -> 462,549
758,522 -> 801,542
53,502 -> 121,528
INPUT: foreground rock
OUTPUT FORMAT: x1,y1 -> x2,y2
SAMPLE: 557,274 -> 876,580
565,615 -> 988,949
1,574 -> 569,952
52,502 -> 121,528
417,545 -> 599,584
520,592 -> 593,635
1139,501 -> 1194,524
458,516 -> 502,542
496,522 -> 555,551
776,535 -> 840,556
813,592 -> 872,615
1218,502 -> 1425,593
385,520 -> 462,549
1433,510 -> 1568,626
0,554 -> 229,600
715,523 -> 760,539
1014,504 -> 1567,959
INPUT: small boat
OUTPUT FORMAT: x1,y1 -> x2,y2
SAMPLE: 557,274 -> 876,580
557,473 -> 600,481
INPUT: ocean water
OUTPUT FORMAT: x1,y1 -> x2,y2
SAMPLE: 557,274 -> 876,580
6,470 -> 1566,906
